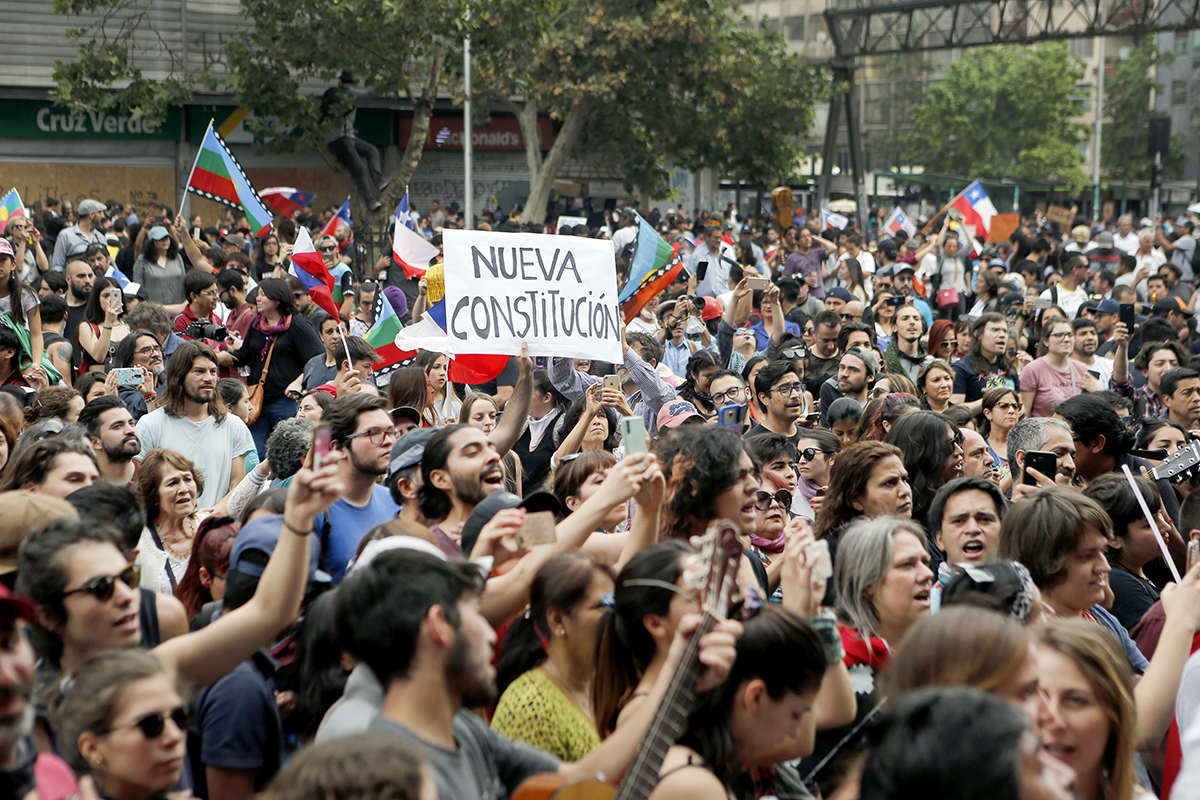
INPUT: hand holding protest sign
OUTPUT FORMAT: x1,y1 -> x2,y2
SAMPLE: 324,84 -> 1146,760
442,229 -> 623,363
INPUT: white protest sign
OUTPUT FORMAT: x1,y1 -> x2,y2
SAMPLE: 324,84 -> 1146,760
556,215 -> 587,229
442,229 -> 623,363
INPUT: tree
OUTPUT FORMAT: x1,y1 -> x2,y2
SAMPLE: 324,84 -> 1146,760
902,43 -> 1088,188
49,0 -> 470,224
471,0 -> 827,224
1101,39 -> 1186,182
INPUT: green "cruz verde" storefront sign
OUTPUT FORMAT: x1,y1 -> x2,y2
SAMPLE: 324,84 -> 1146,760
1,100 -> 181,141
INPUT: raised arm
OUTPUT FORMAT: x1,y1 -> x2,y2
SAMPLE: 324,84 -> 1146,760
552,385 -> 600,466
151,454 -> 343,687
549,354 -> 599,402
172,216 -> 213,272
490,345 -> 533,456
477,453 -> 659,625
1110,321 -> 1131,387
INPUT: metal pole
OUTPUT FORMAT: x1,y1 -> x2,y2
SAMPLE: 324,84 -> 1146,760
1151,151 -> 1162,221
463,25 -> 473,231
1092,35 -> 1105,221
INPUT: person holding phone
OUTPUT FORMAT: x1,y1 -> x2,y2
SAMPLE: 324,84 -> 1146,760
78,277 -> 130,374
4,216 -> 48,286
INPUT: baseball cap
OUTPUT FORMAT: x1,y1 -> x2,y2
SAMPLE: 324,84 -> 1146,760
222,233 -> 246,249
1153,297 -> 1194,317
1096,231 -> 1115,248
0,240 -> 12,259
877,239 -> 898,257
390,406 -> 422,427
0,491 -> 77,574
461,490 -> 563,557
228,515 -> 324,582
1085,298 -> 1121,315
894,264 -> 916,276
77,199 -> 106,216
827,286 -> 853,302
1071,225 -> 1090,243
657,398 -> 703,429
700,297 -> 722,321
148,226 -> 170,241
388,427 -> 437,479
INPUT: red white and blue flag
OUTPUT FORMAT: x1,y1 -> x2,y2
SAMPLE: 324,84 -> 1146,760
261,187 -> 315,217
883,207 -> 917,238
288,227 -> 340,318
822,210 -> 849,231
392,190 -> 439,279
949,181 -> 996,242
319,197 -> 353,240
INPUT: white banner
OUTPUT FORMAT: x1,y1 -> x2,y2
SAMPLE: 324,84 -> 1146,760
442,229 -> 622,362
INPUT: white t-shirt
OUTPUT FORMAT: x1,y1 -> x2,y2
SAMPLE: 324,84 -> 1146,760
1039,283 -> 1088,319
136,409 -> 257,508
1074,354 -> 1113,386
1113,231 -> 1140,254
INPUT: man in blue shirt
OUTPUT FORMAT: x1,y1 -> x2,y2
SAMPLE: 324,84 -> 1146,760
315,394 -> 401,580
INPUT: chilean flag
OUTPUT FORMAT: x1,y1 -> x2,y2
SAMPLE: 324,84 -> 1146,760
392,191 -> 440,279
261,187 -> 314,217
883,207 -> 917,238
289,228 -> 340,319
949,181 -> 997,242
320,197 -> 353,240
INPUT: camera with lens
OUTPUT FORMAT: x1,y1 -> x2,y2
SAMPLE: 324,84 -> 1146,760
187,321 -> 227,341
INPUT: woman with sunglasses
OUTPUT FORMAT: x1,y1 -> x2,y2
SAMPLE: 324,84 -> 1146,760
19,455 -> 344,758
871,291 -> 897,351
224,277 -> 325,456
926,319 -> 957,365
981,387 -> 1020,484
794,429 -> 840,520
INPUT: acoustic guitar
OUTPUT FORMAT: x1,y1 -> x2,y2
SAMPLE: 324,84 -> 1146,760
511,520 -> 745,800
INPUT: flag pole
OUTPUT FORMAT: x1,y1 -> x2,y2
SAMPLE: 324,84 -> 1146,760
179,120 -> 212,219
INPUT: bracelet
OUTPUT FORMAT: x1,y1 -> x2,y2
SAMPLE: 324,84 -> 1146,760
809,609 -> 845,667
282,518 -> 314,537
102,325 -> 115,330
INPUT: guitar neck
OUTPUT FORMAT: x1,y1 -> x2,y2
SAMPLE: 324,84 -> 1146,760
613,613 -> 716,800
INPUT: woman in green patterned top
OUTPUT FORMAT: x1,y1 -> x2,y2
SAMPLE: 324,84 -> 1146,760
491,553 -> 615,760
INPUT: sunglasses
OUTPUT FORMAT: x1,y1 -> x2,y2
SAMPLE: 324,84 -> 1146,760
106,705 -> 189,739
798,447 -> 831,462
61,564 -> 140,602
754,489 -> 793,511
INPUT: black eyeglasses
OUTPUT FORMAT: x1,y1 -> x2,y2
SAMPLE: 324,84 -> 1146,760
710,386 -> 746,406
948,431 -> 964,451
134,344 -> 163,356
60,564 -> 140,602
798,447 -> 831,462
754,489 -> 793,511
105,705 -> 189,739
346,426 -> 400,446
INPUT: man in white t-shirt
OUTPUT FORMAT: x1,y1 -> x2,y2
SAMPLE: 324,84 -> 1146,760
1071,314 -> 1113,386
135,340 -> 256,508
1039,253 -> 1090,319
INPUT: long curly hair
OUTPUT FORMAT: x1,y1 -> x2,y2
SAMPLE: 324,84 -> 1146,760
658,425 -> 754,540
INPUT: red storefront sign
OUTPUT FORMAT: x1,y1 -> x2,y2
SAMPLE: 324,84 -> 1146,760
397,115 -> 554,151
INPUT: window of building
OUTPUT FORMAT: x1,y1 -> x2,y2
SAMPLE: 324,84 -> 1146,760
1173,80 -> 1187,106
785,15 -> 805,41
1070,38 -> 1093,59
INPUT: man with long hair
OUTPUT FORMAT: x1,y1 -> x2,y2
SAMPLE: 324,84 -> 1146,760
134,340 -> 256,508
949,312 -> 1017,416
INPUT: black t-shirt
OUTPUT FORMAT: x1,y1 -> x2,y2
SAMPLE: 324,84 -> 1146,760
1108,566 -> 1160,632
951,356 -> 1017,402
65,302 -> 86,351
746,421 -> 802,446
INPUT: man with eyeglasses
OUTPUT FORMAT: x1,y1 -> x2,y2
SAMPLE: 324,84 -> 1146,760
747,361 -> 807,444
172,270 -> 237,369
708,370 -> 749,416
319,235 -> 355,314
891,264 -> 933,326
313,394 -> 401,581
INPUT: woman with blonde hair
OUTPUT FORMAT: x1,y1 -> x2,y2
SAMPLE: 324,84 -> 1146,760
884,606 -> 1039,719
1035,620 -> 1141,800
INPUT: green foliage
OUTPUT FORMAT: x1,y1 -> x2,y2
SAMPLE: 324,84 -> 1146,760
473,0 -> 827,201
1101,40 -> 1185,181
902,43 -> 1088,188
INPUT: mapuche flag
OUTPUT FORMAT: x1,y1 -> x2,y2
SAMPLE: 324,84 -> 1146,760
185,121 -> 274,235
619,215 -> 686,324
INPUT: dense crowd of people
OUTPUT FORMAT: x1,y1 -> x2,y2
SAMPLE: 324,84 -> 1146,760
3,194 -> 1200,800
